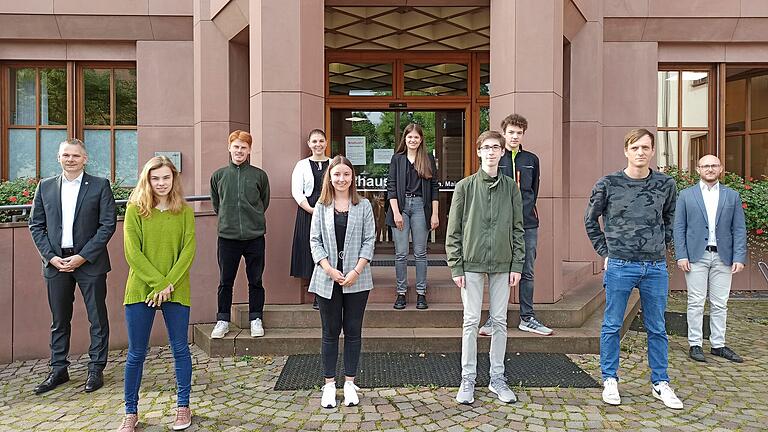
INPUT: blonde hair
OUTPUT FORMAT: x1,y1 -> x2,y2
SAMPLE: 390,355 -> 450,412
318,156 -> 361,206
128,156 -> 186,218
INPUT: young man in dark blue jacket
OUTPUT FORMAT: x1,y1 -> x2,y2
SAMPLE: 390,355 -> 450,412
479,114 -> 553,336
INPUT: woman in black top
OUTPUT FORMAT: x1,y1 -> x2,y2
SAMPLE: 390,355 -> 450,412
386,123 -> 439,310
291,129 -> 330,309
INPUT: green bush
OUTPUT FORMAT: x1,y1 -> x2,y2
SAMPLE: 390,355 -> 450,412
663,166 -> 768,260
0,177 -> 133,223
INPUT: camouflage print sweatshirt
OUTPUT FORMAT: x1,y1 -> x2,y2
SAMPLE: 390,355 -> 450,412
584,169 -> 677,261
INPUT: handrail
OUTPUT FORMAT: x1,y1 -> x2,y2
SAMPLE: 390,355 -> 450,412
0,195 -> 212,223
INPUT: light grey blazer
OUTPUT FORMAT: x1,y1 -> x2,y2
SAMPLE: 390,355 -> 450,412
308,198 -> 376,299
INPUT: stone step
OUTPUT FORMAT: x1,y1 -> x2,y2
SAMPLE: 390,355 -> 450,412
192,289 -> 641,357
233,274 -> 606,329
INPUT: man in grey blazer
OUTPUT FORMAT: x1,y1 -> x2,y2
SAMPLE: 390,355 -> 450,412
29,138 -> 117,394
674,154 -> 746,363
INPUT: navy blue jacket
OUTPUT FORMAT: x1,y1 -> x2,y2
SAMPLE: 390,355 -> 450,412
499,147 -> 539,229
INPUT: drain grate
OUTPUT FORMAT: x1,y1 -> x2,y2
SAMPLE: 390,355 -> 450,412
371,259 -> 447,267
274,352 -> 599,390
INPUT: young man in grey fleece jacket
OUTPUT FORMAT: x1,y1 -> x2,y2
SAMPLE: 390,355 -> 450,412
584,128 -> 683,410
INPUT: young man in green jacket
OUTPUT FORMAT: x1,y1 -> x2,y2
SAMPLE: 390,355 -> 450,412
446,130 -> 526,405
209,130 -> 271,339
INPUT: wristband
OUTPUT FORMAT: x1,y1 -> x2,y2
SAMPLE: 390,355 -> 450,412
352,268 -> 360,276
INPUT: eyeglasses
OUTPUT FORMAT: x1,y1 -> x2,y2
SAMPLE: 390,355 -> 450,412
698,164 -> 721,170
479,145 -> 503,152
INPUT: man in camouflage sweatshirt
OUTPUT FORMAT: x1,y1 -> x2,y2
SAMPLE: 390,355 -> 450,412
584,128 -> 683,410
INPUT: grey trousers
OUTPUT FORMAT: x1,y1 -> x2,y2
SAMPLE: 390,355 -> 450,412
461,272 -> 511,382
685,251 -> 732,348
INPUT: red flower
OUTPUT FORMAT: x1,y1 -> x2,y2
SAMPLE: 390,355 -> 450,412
22,189 -> 30,197
757,228 -> 765,235
749,176 -> 754,182
8,196 -> 17,203
742,203 -> 748,209
744,184 -> 752,190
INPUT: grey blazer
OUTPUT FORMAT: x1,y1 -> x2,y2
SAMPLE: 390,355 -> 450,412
308,198 -> 375,299
673,183 -> 747,266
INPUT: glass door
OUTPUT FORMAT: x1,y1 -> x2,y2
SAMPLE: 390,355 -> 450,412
329,108 -> 467,252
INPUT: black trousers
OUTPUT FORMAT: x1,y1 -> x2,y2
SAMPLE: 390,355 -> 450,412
217,236 -> 266,321
46,270 -> 109,373
317,284 -> 369,378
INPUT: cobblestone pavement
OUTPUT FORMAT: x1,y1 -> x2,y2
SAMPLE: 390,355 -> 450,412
1,294 -> 766,431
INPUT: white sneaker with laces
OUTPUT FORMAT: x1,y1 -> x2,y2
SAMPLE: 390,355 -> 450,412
478,318 -> 492,336
602,378 -> 621,406
250,318 -> 264,337
343,381 -> 360,406
321,382 -> 336,408
652,381 -> 683,409
210,321 -> 229,339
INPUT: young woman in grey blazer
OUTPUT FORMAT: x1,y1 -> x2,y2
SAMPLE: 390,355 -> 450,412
308,156 -> 375,409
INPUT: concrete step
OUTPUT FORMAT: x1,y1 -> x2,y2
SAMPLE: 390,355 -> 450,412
192,288 -> 641,357
233,274 -> 606,330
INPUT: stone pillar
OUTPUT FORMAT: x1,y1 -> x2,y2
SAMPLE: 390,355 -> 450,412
565,7 -> 605,268
490,0 -> 565,303
249,0 -> 325,304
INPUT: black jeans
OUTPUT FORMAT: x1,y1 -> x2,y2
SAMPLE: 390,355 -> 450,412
317,284 -> 370,378
46,270 -> 109,373
217,236 -> 266,321
519,228 -> 538,320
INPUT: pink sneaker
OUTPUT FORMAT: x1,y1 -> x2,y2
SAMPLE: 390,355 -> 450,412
173,407 -> 192,430
116,414 -> 138,432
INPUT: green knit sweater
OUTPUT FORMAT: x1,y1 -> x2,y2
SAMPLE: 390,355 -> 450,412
123,204 -> 196,306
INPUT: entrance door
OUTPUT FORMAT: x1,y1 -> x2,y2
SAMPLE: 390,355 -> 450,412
328,108 -> 467,252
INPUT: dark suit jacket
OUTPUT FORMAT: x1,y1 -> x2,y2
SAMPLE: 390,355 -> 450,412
29,173 -> 117,278
385,153 -> 439,229
673,183 -> 747,266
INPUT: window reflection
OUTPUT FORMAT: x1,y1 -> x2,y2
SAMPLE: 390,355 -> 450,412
656,131 -> 678,169
657,71 -> 678,128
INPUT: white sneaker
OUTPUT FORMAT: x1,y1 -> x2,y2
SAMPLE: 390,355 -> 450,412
210,321 -> 229,339
250,318 -> 264,337
343,381 -> 360,406
321,382 -> 336,408
478,318 -> 492,336
652,381 -> 684,409
602,378 -> 621,405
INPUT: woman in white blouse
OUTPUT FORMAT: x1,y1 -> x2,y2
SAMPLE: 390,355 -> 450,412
290,129 -> 330,309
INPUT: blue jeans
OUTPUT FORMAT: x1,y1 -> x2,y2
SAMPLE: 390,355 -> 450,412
392,196 -> 428,295
124,302 -> 191,414
601,258 -> 669,384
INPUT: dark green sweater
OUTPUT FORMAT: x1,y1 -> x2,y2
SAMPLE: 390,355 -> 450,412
210,160 -> 270,240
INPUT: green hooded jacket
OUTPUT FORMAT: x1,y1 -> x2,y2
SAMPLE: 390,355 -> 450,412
445,168 -> 525,277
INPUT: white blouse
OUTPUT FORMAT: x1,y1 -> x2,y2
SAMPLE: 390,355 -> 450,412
291,157 -> 328,205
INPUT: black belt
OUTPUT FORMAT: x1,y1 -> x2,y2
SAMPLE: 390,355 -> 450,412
705,245 -> 717,253
61,247 -> 75,257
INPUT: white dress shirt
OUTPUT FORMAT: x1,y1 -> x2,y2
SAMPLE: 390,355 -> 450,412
700,180 -> 719,247
61,172 -> 84,248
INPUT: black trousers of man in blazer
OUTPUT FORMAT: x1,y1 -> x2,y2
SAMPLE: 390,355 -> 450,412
29,173 -> 116,373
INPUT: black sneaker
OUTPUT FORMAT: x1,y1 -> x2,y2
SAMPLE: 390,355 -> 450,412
393,294 -> 406,310
711,346 -> 743,363
689,345 -> 707,362
312,296 -> 319,310
416,294 -> 428,310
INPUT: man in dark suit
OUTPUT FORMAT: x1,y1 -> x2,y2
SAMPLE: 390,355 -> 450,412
29,138 -> 116,394
674,154 -> 747,363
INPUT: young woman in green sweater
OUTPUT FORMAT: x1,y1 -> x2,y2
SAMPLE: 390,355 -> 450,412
117,156 -> 196,432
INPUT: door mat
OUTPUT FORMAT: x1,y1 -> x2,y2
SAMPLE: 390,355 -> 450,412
274,352 -> 599,390
370,259 -> 447,267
